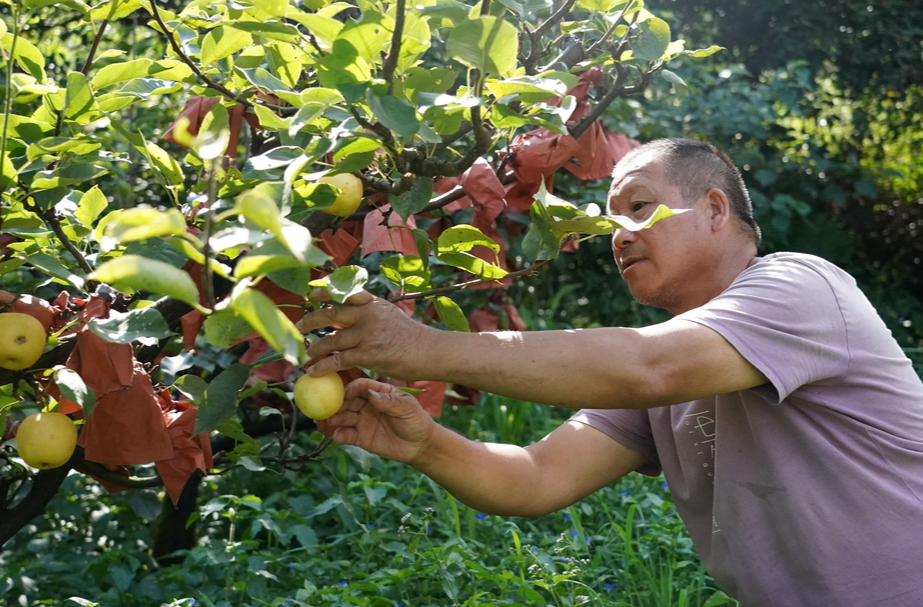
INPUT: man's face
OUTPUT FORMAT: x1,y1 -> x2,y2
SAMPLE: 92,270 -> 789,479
607,154 -> 709,313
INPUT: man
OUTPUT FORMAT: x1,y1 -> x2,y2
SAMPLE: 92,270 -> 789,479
297,138 -> 923,606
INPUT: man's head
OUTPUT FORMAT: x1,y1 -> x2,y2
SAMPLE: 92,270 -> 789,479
614,138 -> 761,246
607,138 -> 761,314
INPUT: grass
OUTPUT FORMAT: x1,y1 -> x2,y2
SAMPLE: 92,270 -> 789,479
1,393 -> 738,607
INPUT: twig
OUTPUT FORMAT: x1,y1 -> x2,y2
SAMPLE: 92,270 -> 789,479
34,207 -> 95,275
148,0 -> 252,108
381,0 -> 406,94
388,259 -> 551,303
80,19 -> 110,75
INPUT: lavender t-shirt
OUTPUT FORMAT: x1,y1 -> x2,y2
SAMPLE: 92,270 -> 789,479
572,253 -> 923,606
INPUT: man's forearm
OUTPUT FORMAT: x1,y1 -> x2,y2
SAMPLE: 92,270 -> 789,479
409,423 -> 558,518
420,328 -> 650,409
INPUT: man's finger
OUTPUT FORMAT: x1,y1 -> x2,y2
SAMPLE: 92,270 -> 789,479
297,304 -> 361,334
344,290 -> 375,306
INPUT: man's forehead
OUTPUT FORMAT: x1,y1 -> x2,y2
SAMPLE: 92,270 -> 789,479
609,152 -> 665,195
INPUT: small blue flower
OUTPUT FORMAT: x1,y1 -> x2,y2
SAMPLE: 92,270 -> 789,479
620,491 -> 629,497
287,562 -> 295,571
367,523 -> 374,529
336,581 -> 348,586
475,513 -> 487,520
188,601 -> 196,607
662,481 -> 669,489
603,583 -> 616,591
562,513 -> 571,520
585,536 -> 592,542
570,530 -> 578,536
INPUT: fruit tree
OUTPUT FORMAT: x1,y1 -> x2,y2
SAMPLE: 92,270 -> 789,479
0,0 -> 719,548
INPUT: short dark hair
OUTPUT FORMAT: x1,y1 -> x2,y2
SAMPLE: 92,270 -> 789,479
616,138 -> 762,247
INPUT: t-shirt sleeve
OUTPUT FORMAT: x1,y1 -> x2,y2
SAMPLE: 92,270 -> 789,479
676,256 -> 851,404
569,408 -> 663,476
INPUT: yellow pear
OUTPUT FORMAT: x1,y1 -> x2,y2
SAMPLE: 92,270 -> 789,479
318,173 -> 364,217
293,373 -> 345,420
0,312 -> 47,370
17,412 -> 78,469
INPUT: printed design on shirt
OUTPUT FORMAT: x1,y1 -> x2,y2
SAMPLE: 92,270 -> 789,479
682,408 -> 720,533
683,409 -> 716,478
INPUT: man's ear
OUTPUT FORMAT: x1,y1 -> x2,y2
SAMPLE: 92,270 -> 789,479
704,188 -> 732,232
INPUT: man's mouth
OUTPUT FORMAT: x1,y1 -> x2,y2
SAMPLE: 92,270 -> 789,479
619,255 -> 644,273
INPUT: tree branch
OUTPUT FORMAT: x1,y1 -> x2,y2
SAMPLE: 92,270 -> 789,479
388,259 -> 551,303
0,452 -> 75,546
381,0 -> 405,94
75,459 -> 164,489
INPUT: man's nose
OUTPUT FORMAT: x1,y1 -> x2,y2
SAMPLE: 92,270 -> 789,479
612,227 -> 637,251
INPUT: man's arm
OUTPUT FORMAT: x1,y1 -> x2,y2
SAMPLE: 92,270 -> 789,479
298,292 -> 768,410
327,379 -> 647,517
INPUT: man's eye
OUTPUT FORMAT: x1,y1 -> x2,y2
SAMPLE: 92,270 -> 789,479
632,202 -> 648,214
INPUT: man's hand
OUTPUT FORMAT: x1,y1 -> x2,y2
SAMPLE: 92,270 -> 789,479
296,290 -> 437,380
321,378 -> 436,465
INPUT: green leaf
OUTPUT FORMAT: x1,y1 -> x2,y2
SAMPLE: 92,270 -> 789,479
92,59 -> 154,89
53,368 -> 95,411
203,308 -> 254,349
90,255 -> 200,307
172,375 -> 208,405
231,21 -> 301,43
433,296 -> 470,332
64,72 -> 96,121
0,152 -> 16,191
26,252 -> 86,289
632,16 -> 671,62
366,92 -> 420,139
390,176 -> 434,222
380,255 -> 431,292
144,141 -> 185,185
446,16 -> 519,76
522,188 -> 560,262
200,26 -> 252,68
30,164 -> 109,191
684,45 -> 724,58
103,208 -> 187,245
88,0 -> 142,21
660,69 -> 688,94
308,266 -> 369,303
193,363 -> 253,436
485,76 -> 569,103
0,33 -> 47,83
337,11 -> 391,61
86,307 -> 175,345
230,285 -> 306,365
196,103 -> 231,160
314,40 -> 371,98
437,225 -> 500,255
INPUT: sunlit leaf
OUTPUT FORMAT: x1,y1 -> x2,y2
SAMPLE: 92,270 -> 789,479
103,208 -> 187,245
87,307 -> 175,345
200,26 -> 252,68
433,297 -> 470,332
230,285 -> 305,365
90,255 -> 200,307
632,16 -> 671,62
446,16 -> 519,76
308,266 -> 369,303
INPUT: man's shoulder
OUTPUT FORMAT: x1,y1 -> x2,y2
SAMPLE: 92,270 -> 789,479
742,251 -> 856,290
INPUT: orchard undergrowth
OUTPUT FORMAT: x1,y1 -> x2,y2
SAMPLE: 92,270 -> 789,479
1,394 -> 737,607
